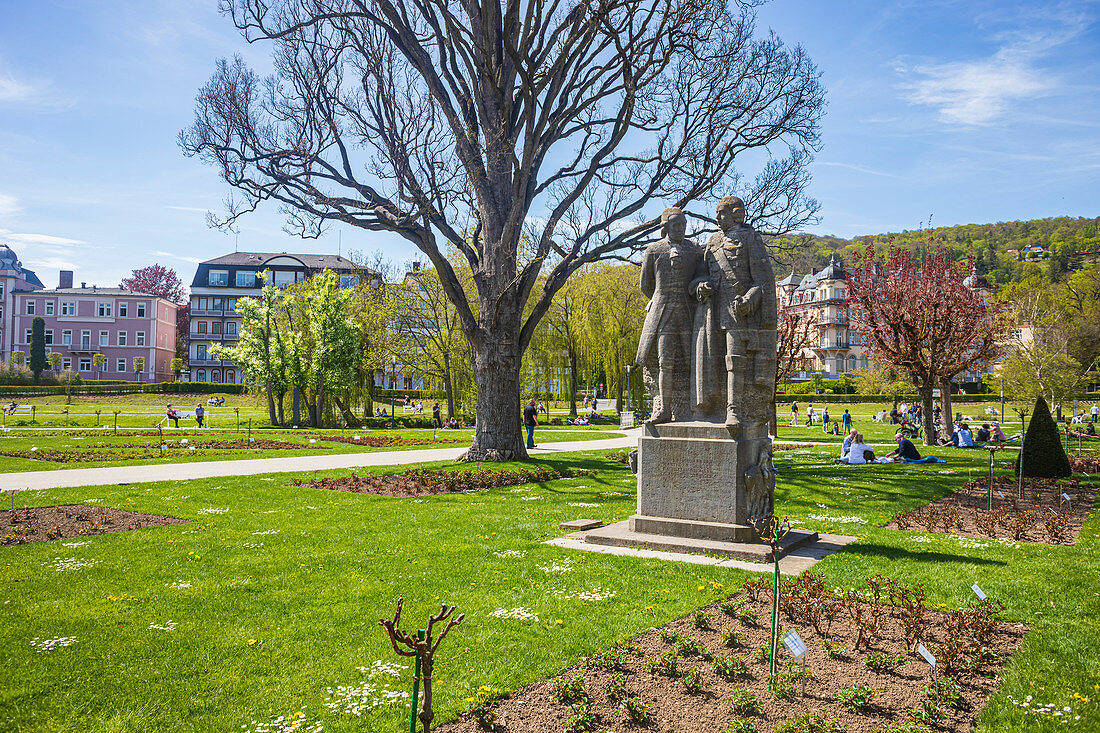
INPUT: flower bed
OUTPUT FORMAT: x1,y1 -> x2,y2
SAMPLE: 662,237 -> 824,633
440,573 -> 1027,733
1,505 -> 186,545
885,476 -> 1094,545
0,439 -> 328,463
311,434 -> 464,448
292,466 -> 598,497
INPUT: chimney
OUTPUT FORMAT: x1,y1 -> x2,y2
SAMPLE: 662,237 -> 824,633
59,270 -> 74,289
81,281 -> 87,288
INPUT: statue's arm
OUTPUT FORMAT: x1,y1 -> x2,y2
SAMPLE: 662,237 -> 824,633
639,247 -> 656,299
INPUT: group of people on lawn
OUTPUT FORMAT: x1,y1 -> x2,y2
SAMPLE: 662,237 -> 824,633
165,403 -> 206,428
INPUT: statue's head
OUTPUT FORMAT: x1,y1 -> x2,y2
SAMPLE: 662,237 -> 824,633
716,196 -> 746,230
661,207 -> 687,241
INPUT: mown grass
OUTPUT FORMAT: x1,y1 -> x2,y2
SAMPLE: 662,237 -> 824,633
0,443 -> 1098,732
0,427 -> 621,473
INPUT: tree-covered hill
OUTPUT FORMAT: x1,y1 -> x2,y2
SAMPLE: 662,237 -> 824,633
769,215 -> 1100,284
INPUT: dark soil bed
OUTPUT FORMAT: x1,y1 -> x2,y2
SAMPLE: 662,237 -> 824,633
311,434 -> 464,448
1,505 -> 187,545
885,475 -> 1094,545
292,466 -> 597,497
0,438 -> 328,463
439,575 -> 1026,733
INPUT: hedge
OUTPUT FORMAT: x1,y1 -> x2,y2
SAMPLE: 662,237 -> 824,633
773,393 -> 1090,405
0,382 -> 247,398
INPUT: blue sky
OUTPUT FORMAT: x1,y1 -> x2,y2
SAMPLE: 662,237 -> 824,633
0,0 -> 1097,289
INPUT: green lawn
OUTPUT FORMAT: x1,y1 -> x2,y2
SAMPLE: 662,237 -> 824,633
0,426 -> 622,473
0,444 -> 1098,732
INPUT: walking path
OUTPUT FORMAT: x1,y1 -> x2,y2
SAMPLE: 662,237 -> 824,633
3,431 -> 640,491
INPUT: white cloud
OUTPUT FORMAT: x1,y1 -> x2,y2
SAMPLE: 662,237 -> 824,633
0,194 -> 20,218
165,205 -> 209,213
0,62 -> 70,110
153,249 -> 202,265
0,232 -> 85,246
897,7 -> 1092,126
815,161 -> 901,179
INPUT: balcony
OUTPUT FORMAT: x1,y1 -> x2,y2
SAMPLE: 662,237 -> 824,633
190,309 -> 224,317
189,357 -> 235,367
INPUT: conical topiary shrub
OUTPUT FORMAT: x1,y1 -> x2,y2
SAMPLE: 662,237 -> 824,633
1020,395 -> 1071,478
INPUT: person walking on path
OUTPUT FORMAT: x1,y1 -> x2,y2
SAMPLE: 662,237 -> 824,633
195,403 -> 205,428
523,398 -> 539,449
432,402 -> 442,428
790,401 -> 798,426
842,409 -> 852,433
1092,403 -> 1098,423
821,406 -> 830,432
806,404 -> 815,427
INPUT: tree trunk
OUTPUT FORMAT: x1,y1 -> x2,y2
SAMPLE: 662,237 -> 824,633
265,383 -> 277,425
315,376 -> 325,428
568,346 -> 578,418
276,391 -> 285,425
920,382 -> 936,446
939,378 -> 954,441
615,367 -> 624,414
333,393 -> 360,427
464,330 -> 527,461
443,352 -> 455,419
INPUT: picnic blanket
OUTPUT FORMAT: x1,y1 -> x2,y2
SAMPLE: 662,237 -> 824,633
901,455 -> 945,464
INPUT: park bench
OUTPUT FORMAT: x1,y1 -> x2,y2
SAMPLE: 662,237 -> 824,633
2,404 -> 34,424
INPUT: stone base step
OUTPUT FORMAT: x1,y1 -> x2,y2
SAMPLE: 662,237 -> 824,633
582,520 -> 818,563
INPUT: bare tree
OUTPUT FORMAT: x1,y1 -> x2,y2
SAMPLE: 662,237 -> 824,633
772,304 -> 813,433
181,0 -> 825,459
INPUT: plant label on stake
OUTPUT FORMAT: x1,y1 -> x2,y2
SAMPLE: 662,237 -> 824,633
971,584 -> 987,601
781,630 -> 808,696
917,643 -> 938,705
1062,492 -> 1071,504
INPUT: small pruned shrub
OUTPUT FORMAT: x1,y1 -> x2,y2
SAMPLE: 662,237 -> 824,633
770,673 -> 797,700
603,673 -> 629,701
680,666 -> 708,694
647,651 -> 679,677
585,647 -> 629,671
692,610 -> 711,629
907,699 -> 947,727
726,687 -> 761,716
712,654 -> 750,679
618,696 -> 650,725
724,719 -> 760,733
835,684 -> 879,713
674,633 -> 711,659
563,701 -> 600,733
822,638 -> 846,660
722,627 -> 746,648
923,677 -> 962,709
863,651 -> 907,674
876,722 -> 931,733
549,674 -> 587,704
742,576 -> 770,602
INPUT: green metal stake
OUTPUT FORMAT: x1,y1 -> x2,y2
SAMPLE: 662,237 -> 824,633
409,628 -> 425,733
987,449 -> 994,511
769,542 -> 780,684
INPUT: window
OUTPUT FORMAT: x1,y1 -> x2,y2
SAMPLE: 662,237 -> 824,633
118,302 -> 128,317
136,331 -> 146,346
62,330 -> 72,346
99,330 -> 109,347
117,358 -> 126,372
212,298 -> 223,311
227,321 -> 237,335
61,301 -> 75,316
226,370 -> 235,383
26,301 -> 35,315
197,370 -> 206,382
196,297 -> 208,311
62,357 -> 71,371
97,302 -> 111,317
197,321 -> 208,334
211,321 -> 222,335
208,270 -> 229,286
78,358 -> 91,372
136,303 -> 146,318
24,328 -> 31,343
225,298 -> 236,312
196,344 -> 207,360
861,355 -> 869,369
340,274 -> 360,288
45,301 -> 54,315
236,271 -> 256,287
210,370 -> 221,382
45,330 -> 53,346
273,270 -> 295,288
118,331 -> 127,346
81,330 -> 91,349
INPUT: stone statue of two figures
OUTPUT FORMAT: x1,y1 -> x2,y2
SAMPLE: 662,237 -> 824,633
635,197 -> 778,521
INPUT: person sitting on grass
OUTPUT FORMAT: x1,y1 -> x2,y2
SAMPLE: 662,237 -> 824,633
840,428 -> 858,460
839,433 -> 874,464
956,422 -> 976,447
989,422 -> 1007,442
976,423 -> 991,442
166,404 -> 180,428
1087,422 -> 1097,437
830,420 -> 839,435
886,432 -> 922,461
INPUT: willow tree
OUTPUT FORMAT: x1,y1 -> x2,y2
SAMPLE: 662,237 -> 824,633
181,0 -> 824,459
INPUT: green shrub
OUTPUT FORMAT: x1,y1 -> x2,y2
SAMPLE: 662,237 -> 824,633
617,696 -> 649,725
1019,395 -> 1071,478
721,627 -> 745,648
602,673 -> 629,701
463,686 -> 501,730
724,719 -> 760,733
647,651 -> 679,677
862,651 -> 906,673
549,674 -> 587,704
835,684 -> 879,712
679,666 -> 707,693
725,687 -> 760,716
712,654 -> 750,679
563,701 -> 599,733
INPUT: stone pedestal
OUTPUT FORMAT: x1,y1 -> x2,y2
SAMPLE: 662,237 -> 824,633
582,420 -> 815,562
629,421 -> 765,541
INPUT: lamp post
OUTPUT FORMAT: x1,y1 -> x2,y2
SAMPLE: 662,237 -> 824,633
1000,375 -> 1005,421
625,365 -> 632,413
390,355 -> 397,430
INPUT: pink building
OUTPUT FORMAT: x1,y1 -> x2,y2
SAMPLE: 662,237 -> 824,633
10,270 -> 179,382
